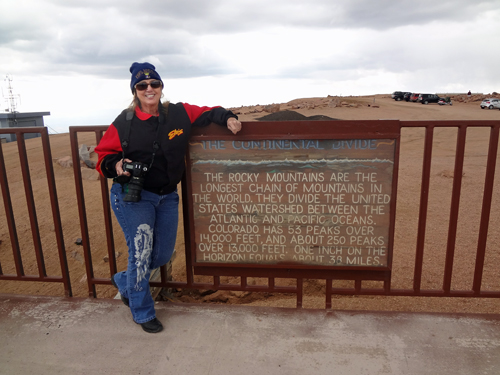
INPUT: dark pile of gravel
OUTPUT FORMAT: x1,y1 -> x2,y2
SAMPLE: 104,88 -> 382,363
307,115 -> 339,121
256,110 -> 338,121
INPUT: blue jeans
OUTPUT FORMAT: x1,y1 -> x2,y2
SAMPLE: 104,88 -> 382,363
110,183 -> 178,323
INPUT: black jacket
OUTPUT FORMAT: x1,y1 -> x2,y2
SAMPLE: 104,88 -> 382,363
95,101 -> 237,194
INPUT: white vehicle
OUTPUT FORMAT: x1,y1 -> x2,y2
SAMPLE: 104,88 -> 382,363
480,98 -> 500,109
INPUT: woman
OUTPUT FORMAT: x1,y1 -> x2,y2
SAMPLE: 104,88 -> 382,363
95,62 -> 242,333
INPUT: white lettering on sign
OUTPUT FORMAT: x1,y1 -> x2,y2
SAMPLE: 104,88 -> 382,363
190,138 -> 395,267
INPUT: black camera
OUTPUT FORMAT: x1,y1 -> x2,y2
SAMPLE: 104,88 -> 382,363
122,161 -> 149,202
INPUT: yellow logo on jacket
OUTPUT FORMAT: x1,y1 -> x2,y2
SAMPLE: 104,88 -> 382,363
168,129 -> 184,140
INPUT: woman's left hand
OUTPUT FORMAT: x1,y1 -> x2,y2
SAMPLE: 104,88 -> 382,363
227,117 -> 242,134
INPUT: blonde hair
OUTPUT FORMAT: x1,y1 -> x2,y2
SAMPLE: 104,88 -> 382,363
128,92 -> 169,115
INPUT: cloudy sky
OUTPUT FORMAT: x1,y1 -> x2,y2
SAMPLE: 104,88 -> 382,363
1,0 -> 499,133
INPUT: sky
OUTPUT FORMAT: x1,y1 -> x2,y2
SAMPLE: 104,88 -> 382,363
1,0 -> 499,133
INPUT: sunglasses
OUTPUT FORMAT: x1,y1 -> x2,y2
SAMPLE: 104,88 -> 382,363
135,80 -> 162,91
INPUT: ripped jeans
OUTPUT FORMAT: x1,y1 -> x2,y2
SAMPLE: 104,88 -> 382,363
110,183 -> 178,324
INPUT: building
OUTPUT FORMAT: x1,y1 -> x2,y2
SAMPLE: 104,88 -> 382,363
0,111 -> 50,143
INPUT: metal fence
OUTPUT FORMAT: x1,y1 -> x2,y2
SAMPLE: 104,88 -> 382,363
1,121 -> 499,308
0,127 -> 71,296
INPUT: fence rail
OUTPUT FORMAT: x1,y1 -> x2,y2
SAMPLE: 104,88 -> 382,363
0,127 -> 71,296
0,121 -> 499,308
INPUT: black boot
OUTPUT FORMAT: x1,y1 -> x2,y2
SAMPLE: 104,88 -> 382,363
138,318 -> 163,333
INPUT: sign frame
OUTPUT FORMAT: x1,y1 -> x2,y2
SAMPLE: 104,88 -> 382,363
183,120 -> 401,279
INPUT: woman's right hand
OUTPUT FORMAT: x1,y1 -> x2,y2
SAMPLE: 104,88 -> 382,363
116,158 -> 132,176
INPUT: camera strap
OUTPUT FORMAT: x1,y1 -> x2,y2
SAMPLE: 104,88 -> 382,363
121,110 -> 162,171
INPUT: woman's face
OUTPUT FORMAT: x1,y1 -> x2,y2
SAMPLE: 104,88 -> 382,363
135,79 -> 163,108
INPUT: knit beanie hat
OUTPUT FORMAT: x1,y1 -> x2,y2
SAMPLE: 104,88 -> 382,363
129,62 -> 163,93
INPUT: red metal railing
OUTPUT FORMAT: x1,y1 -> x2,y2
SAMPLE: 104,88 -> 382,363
68,126 -> 117,297
0,127 -> 71,296
400,121 -> 500,299
68,120 -> 500,307
1,121 -> 499,308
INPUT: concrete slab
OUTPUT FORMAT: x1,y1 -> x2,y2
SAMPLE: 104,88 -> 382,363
1,294 -> 499,375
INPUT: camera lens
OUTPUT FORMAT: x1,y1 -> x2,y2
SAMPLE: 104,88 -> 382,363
121,161 -> 147,202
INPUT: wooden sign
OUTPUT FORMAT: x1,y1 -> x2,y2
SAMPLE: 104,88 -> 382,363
188,137 -> 395,269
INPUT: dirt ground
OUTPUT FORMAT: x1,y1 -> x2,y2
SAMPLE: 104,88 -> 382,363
1,94 -> 500,314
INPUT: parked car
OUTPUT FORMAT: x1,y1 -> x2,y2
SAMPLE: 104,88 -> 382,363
410,93 -> 420,102
480,98 -> 500,109
391,91 -> 411,101
391,91 -> 402,99
438,98 -> 452,106
403,92 -> 412,101
418,94 -> 441,104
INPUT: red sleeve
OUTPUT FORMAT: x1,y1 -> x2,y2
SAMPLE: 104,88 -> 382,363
95,124 -> 122,176
182,103 -> 221,123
